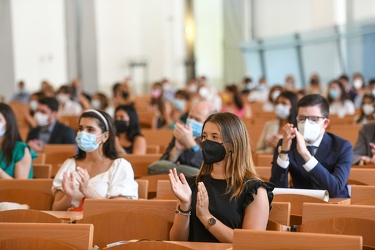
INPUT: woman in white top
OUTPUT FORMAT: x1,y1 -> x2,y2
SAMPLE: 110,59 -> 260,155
327,80 -> 355,118
354,93 -> 375,125
52,109 -> 138,211
256,91 -> 298,154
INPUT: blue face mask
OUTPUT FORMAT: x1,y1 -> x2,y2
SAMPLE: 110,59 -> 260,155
172,99 -> 186,111
186,118 -> 203,137
75,131 -> 103,152
329,89 -> 340,100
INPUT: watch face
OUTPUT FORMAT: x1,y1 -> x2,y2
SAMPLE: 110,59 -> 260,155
208,217 -> 216,226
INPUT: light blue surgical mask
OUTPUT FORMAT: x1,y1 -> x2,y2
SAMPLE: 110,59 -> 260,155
186,118 -> 203,137
75,131 -> 103,152
0,123 -> 6,138
172,99 -> 186,111
329,89 -> 340,100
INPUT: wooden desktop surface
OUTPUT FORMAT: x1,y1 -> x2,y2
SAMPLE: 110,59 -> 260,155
42,211 -> 83,223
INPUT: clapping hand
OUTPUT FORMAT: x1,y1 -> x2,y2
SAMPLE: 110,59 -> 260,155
62,171 -> 75,198
196,182 -> 211,219
75,166 -> 92,197
168,168 -> 192,205
361,142 -> 375,164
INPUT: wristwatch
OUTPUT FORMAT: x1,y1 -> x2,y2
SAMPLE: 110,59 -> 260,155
205,217 -> 216,230
278,146 -> 289,154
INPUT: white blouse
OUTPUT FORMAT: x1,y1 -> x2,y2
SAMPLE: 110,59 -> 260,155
52,158 -> 138,208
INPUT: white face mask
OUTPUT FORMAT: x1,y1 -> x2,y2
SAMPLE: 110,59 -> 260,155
353,79 -> 363,89
0,123 -> 6,138
91,99 -> 101,110
363,104 -> 375,116
29,100 -> 38,111
297,119 -> 324,143
56,94 -> 70,104
275,104 -> 290,119
34,112 -> 49,127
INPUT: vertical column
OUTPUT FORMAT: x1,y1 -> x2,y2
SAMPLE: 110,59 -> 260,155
65,0 -> 98,93
0,0 -> 15,101
185,0 -> 195,81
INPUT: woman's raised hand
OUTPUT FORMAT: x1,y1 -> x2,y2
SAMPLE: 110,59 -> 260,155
168,168 -> 192,205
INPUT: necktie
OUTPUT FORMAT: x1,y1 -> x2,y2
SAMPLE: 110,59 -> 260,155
307,145 -> 317,156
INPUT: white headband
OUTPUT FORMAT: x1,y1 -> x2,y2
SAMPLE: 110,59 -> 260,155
84,109 -> 109,131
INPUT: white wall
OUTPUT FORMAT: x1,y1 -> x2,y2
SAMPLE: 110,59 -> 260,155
95,0 -> 186,95
255,0 -> 336,38
194,0 -> 224,88
352,0 -> 375,21
11,0 -> 67,93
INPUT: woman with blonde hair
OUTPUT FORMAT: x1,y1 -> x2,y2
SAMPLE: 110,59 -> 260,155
168,112 -> 274,243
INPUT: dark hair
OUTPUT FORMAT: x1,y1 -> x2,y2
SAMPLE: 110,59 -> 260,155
338,74 -> 349,82
268,85 -> 284,103
225,84 -> 243,109
0,103 -> 23,167
57,85 -> 71,95
115,105 -> 142,142
327,80 -> 347,104
175,90 -> 190,101
276,91 -> 299,126
356,94 -> 375,124
297,94 -> 330,119
94,92 -> 109,110
38,97 -> 59,112
75,110 -> 117,160
368,79 -> 375,86
112,82 -> 122,96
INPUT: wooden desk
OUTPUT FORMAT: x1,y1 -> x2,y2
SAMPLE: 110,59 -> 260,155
329,198 -> 351,205
104,240 -> 232,250
170,241 -> 232,250
42,211 -> 83,223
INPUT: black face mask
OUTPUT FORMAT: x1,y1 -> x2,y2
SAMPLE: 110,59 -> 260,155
122,91 -> 129,99
115,120 -> 128,133
201,140 -> 226,164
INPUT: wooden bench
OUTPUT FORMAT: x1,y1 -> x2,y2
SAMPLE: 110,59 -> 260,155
348,168 -> 375,185
233,229 -> 362,250
33,163 -> 52,179
122,154 -> 162,177
43,144 -> 77,177
136,174 -> 169,198
297,203 -> 375,248
142,129 -> 173,152
0,222 -> 93,250
0,209 -> 63,223
0,179 -> 54,210
255,166 -> 271,181
83,199 -> 177,223
350,185 -> 375,205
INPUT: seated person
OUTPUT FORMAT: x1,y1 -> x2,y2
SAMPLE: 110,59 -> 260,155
327,80 -> 355,118
221,84 -> 252,118
270,94 -> 352,198
51,109 -> 138,211
354,94 -> 375,125
167,90 -> 190,130
114,105 -> 146,154
352,122 -> 375,165
56,85 -> 82,116
168,112 -> 274,243
0,103 -> 36,179
148,101 -> 216,176
256,91 -> 298,154
27,97 -> 76,152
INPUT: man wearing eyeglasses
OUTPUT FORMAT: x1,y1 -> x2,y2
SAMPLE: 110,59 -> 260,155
270,94 -> 352,198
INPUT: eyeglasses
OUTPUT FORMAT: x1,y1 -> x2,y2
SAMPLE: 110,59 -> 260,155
296,115 -> 325,123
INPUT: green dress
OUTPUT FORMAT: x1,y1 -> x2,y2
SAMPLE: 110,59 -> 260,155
0,141 -> 37,178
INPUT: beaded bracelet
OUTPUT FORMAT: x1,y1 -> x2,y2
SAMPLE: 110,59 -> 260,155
175,205 -> 192,216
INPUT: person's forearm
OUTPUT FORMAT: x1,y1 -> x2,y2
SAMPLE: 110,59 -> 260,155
0,169 -> 13,179
168,147 -> 184,162
52,195 -> 73,211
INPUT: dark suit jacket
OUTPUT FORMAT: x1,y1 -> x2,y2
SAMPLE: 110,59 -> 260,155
270,132 -> 352,198
160,137 -> 203,169
26,121 -> 76,144
352,122 -> 375,165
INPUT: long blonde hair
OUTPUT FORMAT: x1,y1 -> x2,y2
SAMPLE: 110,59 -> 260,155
197,112 -> 259,200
